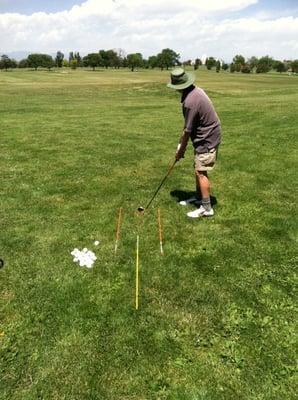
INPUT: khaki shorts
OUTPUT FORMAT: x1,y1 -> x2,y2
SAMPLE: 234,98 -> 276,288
194,147 -> 218,172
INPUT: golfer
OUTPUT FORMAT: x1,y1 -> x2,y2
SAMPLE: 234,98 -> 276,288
167,68 -> 221,218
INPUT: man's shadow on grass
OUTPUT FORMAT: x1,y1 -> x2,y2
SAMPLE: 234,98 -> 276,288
170,190 -> 218,206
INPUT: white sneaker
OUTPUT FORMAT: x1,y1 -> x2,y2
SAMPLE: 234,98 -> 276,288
187,206 -> 214,218
179,196 -> 201,206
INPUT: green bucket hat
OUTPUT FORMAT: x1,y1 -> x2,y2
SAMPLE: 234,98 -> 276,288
167,67 -> 195,90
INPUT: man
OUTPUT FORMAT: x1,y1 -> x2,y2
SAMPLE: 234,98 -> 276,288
167,67 -> 221,218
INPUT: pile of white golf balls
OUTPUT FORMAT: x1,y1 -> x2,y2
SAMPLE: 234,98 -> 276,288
71,247 -> 97,269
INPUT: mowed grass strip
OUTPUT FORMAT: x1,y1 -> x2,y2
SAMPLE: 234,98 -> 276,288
0,68 -> 297,399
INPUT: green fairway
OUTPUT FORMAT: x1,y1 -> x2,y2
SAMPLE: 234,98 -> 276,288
0,68 -> 297,399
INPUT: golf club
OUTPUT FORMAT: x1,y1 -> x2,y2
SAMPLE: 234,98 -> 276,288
138,159 -> 177,212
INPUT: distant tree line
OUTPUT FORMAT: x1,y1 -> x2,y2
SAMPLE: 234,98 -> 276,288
198,54 -> 298,74
1,50 -> 298,74
0,48 -> 180,72
227,54 -> 298,74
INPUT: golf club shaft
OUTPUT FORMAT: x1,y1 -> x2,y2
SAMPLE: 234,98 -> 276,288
145,159 -> 177,210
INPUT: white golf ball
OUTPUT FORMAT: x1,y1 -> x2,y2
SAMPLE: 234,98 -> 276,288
94,241 -> 100,246
86,263 -> 93,269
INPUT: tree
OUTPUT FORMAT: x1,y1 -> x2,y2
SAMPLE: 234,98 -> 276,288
126,53 -> 143,71
98,50 -> 109,68
27,54 -> 42,70
256,56 -> 274,73
0,55 -> 12,70
206,57 -> 216,70
248,56 -> 258,70
148,55 -> 158,69
116,48 -> 126,68
142,59 -> 149,69
291,60 -> 298,73
42,55 -> 55,70
70,59 -> 78,69
222,63 -> 229,71
55,51 -> 64,67
10,59 -> 17,69
157,48 -> 180,70
241,64 -> 251,73
73,52 -> 81,67
105,49 -> 120,68
122,57 -> 128,68
256,63 -> 270,73
194,58 -> 202,70
27,53 -> 54,70
18,59 -> 28,68
215,60 -> 221,73
283,60 -> 292,70
183,60 -> 192,67
83,53 -> 101,70
69,52 -> 74,62
233,54 -> 245,72
230,63 -> 236,73
273,60 -> 286,73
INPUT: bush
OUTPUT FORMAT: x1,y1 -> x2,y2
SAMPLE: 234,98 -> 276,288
241,64 -> 251,73
18,59 -> 28,68
256,63 -> 270,73
291,60 -> 298,73
273,61 -> 286,73
256,56 -> 273,73
70,59 -> 78,70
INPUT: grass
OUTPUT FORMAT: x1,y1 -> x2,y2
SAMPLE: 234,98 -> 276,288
0,67 -> 297,399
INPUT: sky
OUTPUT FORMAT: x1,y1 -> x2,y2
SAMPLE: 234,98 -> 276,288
0,0 -> 298,62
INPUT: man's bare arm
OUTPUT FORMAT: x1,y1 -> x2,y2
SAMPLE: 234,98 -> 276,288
176,130 -> 190,160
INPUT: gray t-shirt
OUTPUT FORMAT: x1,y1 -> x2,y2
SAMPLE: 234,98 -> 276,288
182,86 -> 221,154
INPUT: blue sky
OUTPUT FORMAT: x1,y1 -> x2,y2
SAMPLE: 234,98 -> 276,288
0,0 -> 80,14
0,0 -> 297,17
233,0 -> 298,18
0,0 -> 297,61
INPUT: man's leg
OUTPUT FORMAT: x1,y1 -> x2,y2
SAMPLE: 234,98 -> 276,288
195,180 -> 202,201
186,150 -> 217,217
179,173 -> 202,206
195,170 -> 212,211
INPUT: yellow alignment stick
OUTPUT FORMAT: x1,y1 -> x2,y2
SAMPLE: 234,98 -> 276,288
157,208 -> 164,255
135,234 -> 139,310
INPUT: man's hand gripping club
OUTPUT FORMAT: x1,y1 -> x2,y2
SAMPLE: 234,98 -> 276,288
175,130 -> 190,161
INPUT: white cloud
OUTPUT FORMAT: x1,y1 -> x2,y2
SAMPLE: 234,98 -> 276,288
0,0 -> 297,61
